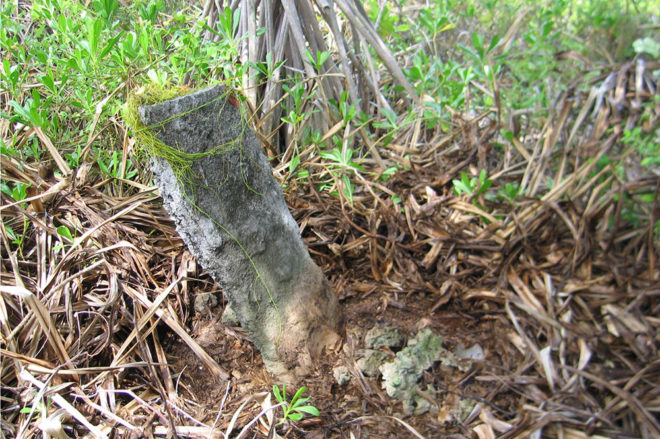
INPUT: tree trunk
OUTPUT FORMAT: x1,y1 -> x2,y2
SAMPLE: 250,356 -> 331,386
138,85 -> 342,382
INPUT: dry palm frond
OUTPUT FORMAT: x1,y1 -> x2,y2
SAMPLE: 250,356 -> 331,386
286,59 -> 658,438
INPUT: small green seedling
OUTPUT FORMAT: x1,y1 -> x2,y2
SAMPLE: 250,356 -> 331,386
272,385 -> 320,423
498,181 -> 524,204
452,169 -> 492,197
54,225 -> 75,251
19,394 -> 52,419
305,49 -> 330,72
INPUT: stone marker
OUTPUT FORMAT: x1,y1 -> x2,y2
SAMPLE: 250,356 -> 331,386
139,85 -> 341,381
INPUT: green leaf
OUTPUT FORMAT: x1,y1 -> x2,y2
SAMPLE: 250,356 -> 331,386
341,174 -> 354,203
633,37 -> 660,58
289,155 -> 300,174
5,225 -> 17,242
8,100 -> 33,124
57,13 -> 68,33
100,32 -> 122,58
85,17 -> 103,57
11,183 -> 27,202
0,183 -> 12,197
294,405 -> 320,416
472,32 -> 485,58
478,169 -> 487,185
56,225 -> 73,241
40,73 -> 55,94
272,385 -> 285,403
379,166 -> 398,181
542,21 -> 553,38
478,179 -> 492,195
457,43 -> 480,63
453,180 -> 471,195
305,49 -> 315,65
288,413 -> 303,422
317,51 -> 330,66
319,148 -> 342,163
501,129 -> 514,142
290,386 -> 307,405
440,22 -> 456,32
487,34 -> 500,54
97,157 -> 109,175
640,193 -> 655,203
232,8 -> 241,34
291,396 -> 310,407
382,107 -> 397,126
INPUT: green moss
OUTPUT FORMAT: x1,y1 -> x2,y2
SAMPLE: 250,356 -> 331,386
123,84 -> 238,189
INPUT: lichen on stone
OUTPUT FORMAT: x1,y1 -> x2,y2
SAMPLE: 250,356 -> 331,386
365,324 -> 402,349
194,293 -> 218,313
379,329 -> 446,415
356,349 -> 389,377
333,365 -> 351,386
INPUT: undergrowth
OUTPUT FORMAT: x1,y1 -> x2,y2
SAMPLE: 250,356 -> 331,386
1,0 -> 658,218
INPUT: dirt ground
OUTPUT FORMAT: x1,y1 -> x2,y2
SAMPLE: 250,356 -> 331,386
164,267 -> 523,438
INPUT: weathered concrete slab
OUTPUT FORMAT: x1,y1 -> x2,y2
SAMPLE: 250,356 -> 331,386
139,85 -> 341,380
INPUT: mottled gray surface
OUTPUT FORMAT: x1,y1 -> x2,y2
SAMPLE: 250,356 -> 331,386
356,349 -> 388,377
333,365 -> 351,386
379,329 -> 446,415
139,85 -> 340,379
365,324 -> 402,349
